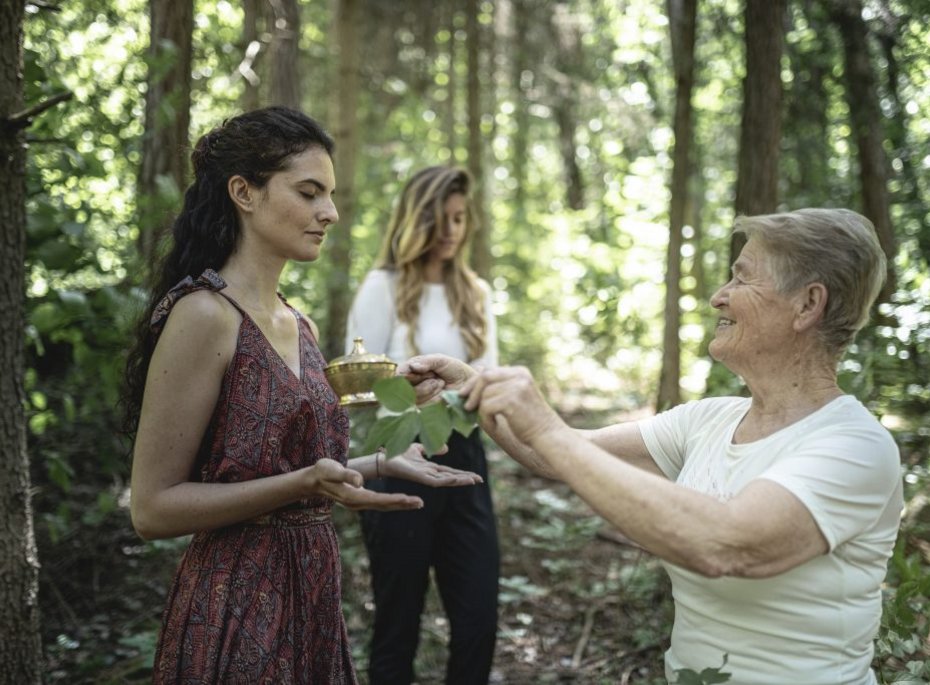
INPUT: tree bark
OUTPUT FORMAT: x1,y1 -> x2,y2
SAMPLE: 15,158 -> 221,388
138,0 -> 193,267
323,0 -> 360,360
509,0 -> 529,222
731,0 -> 786,263
657,0 -> 697,411
239,0 -> 263,111
466,0 -> 492,279
444,0 -> 458,156
875,13 -> 928,266
269,0 -> 301,108
831,0 -> 897,302
548,6 -> 585,210
783,2 -> 831,205
0,0 -> 43,681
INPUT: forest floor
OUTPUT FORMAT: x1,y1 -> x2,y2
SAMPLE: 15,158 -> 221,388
38,409 -> 676,685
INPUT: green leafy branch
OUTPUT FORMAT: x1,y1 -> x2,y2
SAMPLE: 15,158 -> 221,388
361,377 -> 478,458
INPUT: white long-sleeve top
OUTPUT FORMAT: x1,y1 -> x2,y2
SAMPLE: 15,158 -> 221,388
345,269 -> 498,368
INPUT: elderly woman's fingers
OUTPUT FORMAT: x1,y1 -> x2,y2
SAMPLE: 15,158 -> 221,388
465,366 -> 559,444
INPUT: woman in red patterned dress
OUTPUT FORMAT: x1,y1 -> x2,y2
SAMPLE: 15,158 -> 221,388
123,107 -> 482,684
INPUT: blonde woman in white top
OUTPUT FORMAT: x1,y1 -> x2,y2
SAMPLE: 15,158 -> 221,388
346,166 -> 499,685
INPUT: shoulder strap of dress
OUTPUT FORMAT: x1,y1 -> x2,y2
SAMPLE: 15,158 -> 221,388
149,268 -> 232,335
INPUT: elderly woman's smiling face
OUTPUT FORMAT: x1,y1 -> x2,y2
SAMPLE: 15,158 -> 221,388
708,238 -> 801,375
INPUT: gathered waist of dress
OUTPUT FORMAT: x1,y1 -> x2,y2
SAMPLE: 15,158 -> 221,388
245,505 -> 332,528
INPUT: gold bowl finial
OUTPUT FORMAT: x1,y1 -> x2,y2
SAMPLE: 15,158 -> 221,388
324,337 -> 397,406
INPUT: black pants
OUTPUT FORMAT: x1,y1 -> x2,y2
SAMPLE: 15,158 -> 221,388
361,430 -> 499,685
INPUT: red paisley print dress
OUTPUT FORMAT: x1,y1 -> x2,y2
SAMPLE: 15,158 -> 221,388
150,270 -> 357,684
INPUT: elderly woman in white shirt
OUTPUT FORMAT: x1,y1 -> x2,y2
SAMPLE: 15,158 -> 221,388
401,208 -> 903,685
346,166 -> 499,685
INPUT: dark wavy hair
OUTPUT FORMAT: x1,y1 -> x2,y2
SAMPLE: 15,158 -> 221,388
122,107 -> 335,439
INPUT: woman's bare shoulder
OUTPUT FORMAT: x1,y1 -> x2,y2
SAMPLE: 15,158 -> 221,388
157,289 -> 241,352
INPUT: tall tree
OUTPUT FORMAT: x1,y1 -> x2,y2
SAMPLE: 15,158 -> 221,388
444,0 -> 459,156
466,0 -> 492,279
731,0 -> 786,262
783,2 -> 832,208
831,0 -> 897,302
548,4 -> 585,210
0,0 -> 44,681
657,0 -> 698,410
138,0 -> 193,266
269,0 -> 301,108
509,0 -> 530,222
239,0 -> 264,111
323,0 -> 360,359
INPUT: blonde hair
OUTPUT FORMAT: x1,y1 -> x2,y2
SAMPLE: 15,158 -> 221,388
374,166 -> 488,360
734,208 -> 887,356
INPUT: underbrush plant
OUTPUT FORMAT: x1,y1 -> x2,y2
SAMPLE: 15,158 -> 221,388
875,531 -> 930,684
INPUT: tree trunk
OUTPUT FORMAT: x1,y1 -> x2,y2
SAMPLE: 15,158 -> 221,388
509,0 -> 529,222
832,0 -> 897,302
239,0 -> 263,110
269,0 -> 301,108
730,0 -> 785,263
876,18 -> 928,266
548,6 -> 584,210
466,0 -> 492,279
444,0 -> 458,156
656,0 -> 697,411
0,0 -> 43,681
138,0 -> 193,268
323,0 -> 359,360
784,2 -> 831,206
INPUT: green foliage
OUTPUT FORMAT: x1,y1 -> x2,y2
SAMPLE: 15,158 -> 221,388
875,534 -> 930,682
672,654 -> 731,684
15,0 -> 930,680
360,377 -> 477,457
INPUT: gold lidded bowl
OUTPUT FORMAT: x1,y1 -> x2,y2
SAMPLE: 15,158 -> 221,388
324,337 -> 397,407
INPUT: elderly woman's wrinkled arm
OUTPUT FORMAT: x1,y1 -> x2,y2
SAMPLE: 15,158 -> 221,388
461,365 -> 830,578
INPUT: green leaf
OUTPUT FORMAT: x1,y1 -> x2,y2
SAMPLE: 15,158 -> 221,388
373,377 -> 417,413
672,670 -> 704,685
440,390 -> 478,435
419,402 -> 453,455
362,413 -> 405,454
383,411 -> 421,458
30,302 -> 65,334
441,390 -> 467,412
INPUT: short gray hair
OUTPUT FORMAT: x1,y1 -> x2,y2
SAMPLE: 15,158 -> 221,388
733,208 -> 887,356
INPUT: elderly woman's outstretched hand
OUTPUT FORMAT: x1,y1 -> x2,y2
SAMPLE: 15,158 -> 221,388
398,354 -> 478,404
460,366 -> 563,446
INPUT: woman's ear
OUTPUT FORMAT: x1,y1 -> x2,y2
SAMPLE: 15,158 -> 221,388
228,175 -> 254,213
794,282 -> 828,333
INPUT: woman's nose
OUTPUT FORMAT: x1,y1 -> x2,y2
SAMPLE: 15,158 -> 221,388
710,282 -> 728,309
320,198 -> 338,226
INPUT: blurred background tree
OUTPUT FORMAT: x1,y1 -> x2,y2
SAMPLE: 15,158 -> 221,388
7,0 -> 929,681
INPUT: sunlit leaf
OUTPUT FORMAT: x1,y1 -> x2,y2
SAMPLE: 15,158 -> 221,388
373,377 -> 417,412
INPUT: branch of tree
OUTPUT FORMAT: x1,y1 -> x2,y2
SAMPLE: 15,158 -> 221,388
26,1 -> 63,11
3,91 -> 73,130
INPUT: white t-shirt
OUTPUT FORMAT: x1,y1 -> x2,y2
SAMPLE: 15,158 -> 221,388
345,268 -> 498,367
638,395 -> 902,685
